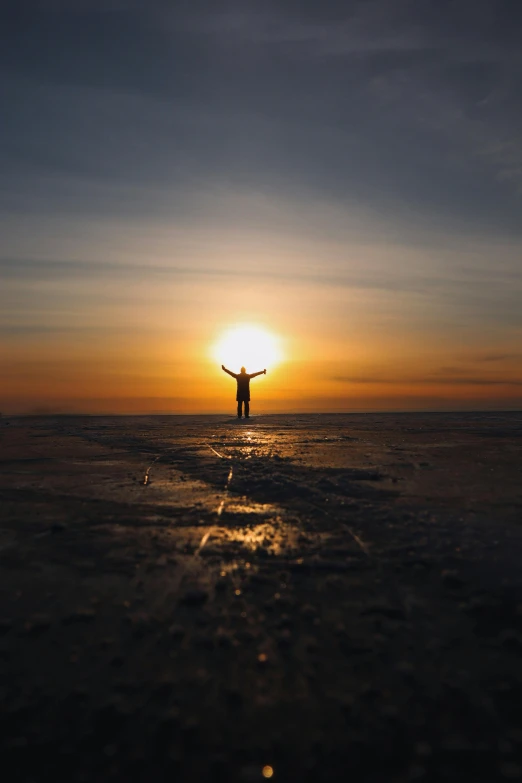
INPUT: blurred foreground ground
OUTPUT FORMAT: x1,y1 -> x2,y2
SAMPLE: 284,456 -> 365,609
1,412 -> 522,782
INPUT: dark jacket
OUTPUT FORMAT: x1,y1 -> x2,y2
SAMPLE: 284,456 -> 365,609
222,368 -> 265,401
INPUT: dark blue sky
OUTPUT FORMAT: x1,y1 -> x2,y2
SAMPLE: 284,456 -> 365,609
2,0 -> 522,229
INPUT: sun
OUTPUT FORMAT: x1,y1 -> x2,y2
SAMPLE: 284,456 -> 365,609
212,325 -> 282,372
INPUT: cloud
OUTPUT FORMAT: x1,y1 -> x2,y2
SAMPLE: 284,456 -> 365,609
477,353 -> 522,363
0,257 -> 234,281
2,1 -> 522,236
333,375 -> 522,386
179,2 -> 522,196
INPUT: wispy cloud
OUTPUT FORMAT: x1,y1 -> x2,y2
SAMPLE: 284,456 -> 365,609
477,353 -> 522,363
175,3 -> 522,195
333,375 -> 522,386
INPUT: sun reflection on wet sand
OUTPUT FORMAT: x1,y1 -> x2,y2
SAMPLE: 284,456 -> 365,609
201,517 -> 304,556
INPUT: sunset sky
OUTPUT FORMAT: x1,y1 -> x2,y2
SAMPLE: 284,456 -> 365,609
2,0 -> 521,414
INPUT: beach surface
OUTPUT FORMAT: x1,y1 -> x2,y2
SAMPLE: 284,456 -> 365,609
1,412 -> 522,781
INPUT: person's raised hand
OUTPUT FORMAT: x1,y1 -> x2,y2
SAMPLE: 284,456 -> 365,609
222,364 -> 225,370
264,369 -> 266,374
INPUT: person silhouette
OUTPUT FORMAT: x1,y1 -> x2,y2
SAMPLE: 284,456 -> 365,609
222,365 -> 266,418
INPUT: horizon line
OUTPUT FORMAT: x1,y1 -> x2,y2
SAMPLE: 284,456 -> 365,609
3,408 -> 522,418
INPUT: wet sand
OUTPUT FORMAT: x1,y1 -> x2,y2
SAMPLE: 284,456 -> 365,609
1,412 -> 522,782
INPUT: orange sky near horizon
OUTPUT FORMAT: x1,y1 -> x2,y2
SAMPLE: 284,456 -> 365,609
3,275 -> 522,414
2,221 -> 522,415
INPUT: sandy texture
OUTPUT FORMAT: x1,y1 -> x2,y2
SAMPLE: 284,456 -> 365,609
1,412 -> 522,781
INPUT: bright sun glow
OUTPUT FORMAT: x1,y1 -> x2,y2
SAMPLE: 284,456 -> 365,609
213,325 -> 282,372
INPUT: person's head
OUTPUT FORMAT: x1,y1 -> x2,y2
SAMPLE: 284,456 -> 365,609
240,366 -> 246,374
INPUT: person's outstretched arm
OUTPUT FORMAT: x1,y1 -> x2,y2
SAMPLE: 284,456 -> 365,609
222,365 -> 237,378
249,369 -> 266,378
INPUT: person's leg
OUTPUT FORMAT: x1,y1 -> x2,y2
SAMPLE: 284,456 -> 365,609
245,401 -> 250,418
237,401 -> 242,418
